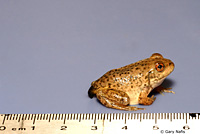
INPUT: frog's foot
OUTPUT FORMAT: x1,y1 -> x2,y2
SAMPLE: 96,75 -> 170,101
96,89 -> 145,111
138,95 -> 156,105
153,86 -> 175,96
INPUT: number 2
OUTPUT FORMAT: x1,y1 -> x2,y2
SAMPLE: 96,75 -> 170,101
61,126 -> 67,130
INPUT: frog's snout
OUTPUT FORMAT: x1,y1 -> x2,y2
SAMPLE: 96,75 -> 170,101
169,61 -> 175,69
168,61 -> 175,73
169,61 -> 174,67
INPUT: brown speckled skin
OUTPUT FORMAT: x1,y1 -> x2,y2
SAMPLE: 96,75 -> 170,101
88,53 -> 175,111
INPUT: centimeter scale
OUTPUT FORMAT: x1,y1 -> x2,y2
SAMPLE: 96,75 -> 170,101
0,113 -> 199,134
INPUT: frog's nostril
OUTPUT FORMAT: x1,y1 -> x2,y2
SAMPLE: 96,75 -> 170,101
169,62 -> 174,66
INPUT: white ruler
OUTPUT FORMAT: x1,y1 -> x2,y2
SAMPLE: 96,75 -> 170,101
0,113 -> 199,134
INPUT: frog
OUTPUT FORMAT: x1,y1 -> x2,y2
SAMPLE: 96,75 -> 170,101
88,53 -> 175,111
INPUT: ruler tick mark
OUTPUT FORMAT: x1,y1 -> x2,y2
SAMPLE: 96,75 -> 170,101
186,113 -> 188,124
125,114 -> 127,124
48,114 -> 51,122
79,114 -> 82,122
63,114 -> 67,124
2,115 -> 7,125
33,114 -> 36,125
170,113 -> 172,122
94,114 -> 96,124
18,114 -> 21,122
155,113 -> 157,124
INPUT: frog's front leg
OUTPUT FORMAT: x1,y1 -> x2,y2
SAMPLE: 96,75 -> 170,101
138,89 -> 156,105
153,86 -> 175,96
96,88 -> 145,111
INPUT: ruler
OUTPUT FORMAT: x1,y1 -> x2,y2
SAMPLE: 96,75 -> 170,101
0,113 -> 199,134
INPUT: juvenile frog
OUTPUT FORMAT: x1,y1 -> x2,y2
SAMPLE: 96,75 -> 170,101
88,53 -> 175,111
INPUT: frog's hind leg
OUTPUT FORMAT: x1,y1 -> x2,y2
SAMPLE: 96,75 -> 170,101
96,88 -> 145,111
88,85 -> 96,98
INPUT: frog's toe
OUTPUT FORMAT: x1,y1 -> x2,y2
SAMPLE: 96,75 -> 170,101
153,86 -> 175,96
162,89 -> 175,94
128,107 -> 145,111
138,96 -> 156,105
150,95 -> 156,101
113,105 -> 145,111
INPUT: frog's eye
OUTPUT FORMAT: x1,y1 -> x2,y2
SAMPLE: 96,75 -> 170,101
155,63 -> 164,72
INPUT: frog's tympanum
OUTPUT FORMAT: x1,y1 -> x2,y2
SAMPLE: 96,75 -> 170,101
88,53 -> 175,111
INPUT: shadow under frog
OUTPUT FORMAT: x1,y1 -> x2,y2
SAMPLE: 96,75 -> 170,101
149,78 -> 175,96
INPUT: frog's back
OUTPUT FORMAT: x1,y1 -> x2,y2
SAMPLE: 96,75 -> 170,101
92,58 -> 151,89
88,58 -> 150,100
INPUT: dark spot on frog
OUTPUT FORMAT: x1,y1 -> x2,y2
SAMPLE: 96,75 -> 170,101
134,63 -> 139,66
117,83 -> 120,87
104,75 -> 108,78
100,79 -> 105,83
108,83 -> 111,88
135,67 -> 139,70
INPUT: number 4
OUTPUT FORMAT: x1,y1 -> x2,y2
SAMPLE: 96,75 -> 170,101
91,126 -> 97,130
122,126 -> 127,130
